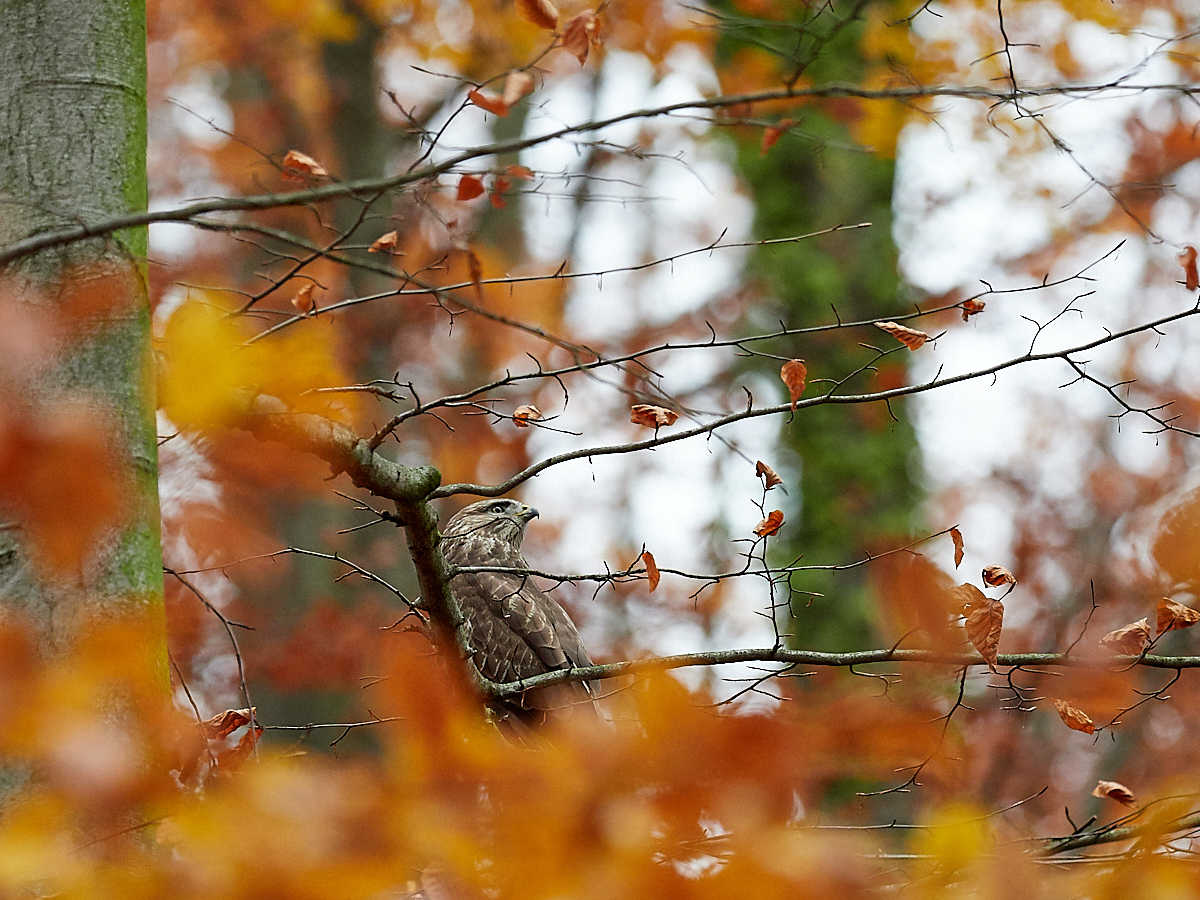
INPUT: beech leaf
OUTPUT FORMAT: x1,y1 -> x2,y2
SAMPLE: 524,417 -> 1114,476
950,526 -> 964,569
281,149 -> 328,182
780,359 -> 807,411
467,89 -> 509,117
960,299 -> 985,321
515,0 -> 558,30
291,283 -> 316,314
875,320 -> 930,351
754,510 -> 784,538
368,230 -> 399,253
641,550 -> 660,593
562,10 -> 602,65
760,119 -> 794,156
755,460 -> 783,491
956,583 -> 1002,670
512,405 -> 541,428
457,174 -> 485,202
981,565 -> 1016,587
1051,698 -> 1096,734
1092,780 -> 1137,807
1156,597 -> 1200,636
1179,245 -> 1199,291
630,404 -> 678,429
502,70 -> 536,108
1099,618 -> 1151,656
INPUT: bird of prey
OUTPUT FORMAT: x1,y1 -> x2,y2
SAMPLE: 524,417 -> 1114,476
440,498 -> 599,728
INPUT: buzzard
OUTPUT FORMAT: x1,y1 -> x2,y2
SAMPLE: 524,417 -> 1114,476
440,498 -> 600,728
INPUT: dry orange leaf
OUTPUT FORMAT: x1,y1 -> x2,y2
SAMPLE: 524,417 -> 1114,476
780,359 -> 807,411
512,405 -> 542,427
754,510 -> 784,538
202,708 -> 257,740
466,249 -> 484,303
1156,597 -> 1200,636
215,726 -> 262,773
956,583 -> 1002,670
641,550 -> 660,593
502,70 -> 536,108
506,164 -> 535,180
281,149 -> 329,182
982,565 -> 1016,587
1051,698 -> 1096,735
760,119 -> 795,156
467,89 -> 509,117
1100,618 -> 1151,656
515,0 -> 558,30
960,299 -> 985,321
950,526 -> 964,569
1179,245 -> 1198,291
755,460 -> 783,491
1092,780 -> 1137,807
368,230 -> 399,253
562,10 -> 602,65
457,174 -> 486,202
490,176 -> 512,209
876,320 -> 930,351
291,283 -> 316,314
630,404 -> 678,429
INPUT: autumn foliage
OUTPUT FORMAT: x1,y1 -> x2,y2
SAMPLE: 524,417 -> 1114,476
5,0 -> 1200,896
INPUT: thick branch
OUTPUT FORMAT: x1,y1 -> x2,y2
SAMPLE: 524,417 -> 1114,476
477,647 -> 1200,700
239,396 -> 460,646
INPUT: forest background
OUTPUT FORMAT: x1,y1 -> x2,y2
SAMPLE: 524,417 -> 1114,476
3,0 -> 1200,895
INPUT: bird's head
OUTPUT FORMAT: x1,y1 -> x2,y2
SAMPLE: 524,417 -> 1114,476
442,498 -> 540,549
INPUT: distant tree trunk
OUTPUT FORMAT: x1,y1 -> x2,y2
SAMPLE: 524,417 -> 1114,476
0,0 -> 164,798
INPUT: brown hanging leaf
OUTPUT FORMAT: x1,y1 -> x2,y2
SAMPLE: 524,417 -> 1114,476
281,149 -> 329,182
512,405 -> 542,427
202,708 -> 257,740
502,70 -> 536,108
1156,597 -> 1200,636
1100,618 -> 1151,656
368,230 -> 399,253
562,10 -> 602,65
1092,780 -> 1137,807
875,320 -> 931,351
754,510 -> 785,538
490,176 -> 512,209
956,583 -> 1003,670
215,726 -> 263,773
467,89 -> 510,117
630,404 -> 678,429
1051,698 -> 1096,735
981,565 -> 1016,587
755,460 -> 783,491
291,283 -> 316,314
760,119 -> 795,156
950,527 -> 964,569
641,550 -> 660,593
960,299 -> 985,321
457,174 -> 486,202
515,0 -> 559,30
780,359 -> 807,411
1179,245 -> 1199,291
466,249 -> 484,303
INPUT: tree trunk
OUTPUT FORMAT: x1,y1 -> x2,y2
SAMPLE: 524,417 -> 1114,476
0,0 -> 164,799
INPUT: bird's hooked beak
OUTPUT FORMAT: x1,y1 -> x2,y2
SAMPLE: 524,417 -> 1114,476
517,504 -> 540,523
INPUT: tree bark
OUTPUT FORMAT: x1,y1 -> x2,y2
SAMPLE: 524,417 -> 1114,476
0,0 -> 163,799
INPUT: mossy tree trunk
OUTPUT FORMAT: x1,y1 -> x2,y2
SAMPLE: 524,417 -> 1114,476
0,0 -> 164,798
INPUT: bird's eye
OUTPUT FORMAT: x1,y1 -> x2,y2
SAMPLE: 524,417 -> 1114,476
489,503 -> 506,513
